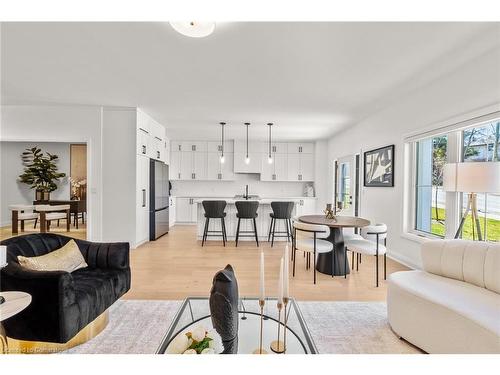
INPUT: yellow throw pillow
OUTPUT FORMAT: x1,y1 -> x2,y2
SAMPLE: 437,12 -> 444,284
18,239 -> 88,273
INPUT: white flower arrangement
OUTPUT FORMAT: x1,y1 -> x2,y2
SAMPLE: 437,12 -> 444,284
166,326 -> 223,354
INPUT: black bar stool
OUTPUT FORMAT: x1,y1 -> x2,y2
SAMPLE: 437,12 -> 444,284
202,200 -> 227,246
268,201 -> 294,247
235,200 -> 259,247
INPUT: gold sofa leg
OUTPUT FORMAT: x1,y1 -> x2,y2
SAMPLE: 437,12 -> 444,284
5,310 -> 109,354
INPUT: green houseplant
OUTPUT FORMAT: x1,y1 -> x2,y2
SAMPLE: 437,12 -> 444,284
18,147 -> 66,201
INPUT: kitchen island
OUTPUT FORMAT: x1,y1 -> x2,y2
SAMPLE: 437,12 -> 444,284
189,197 -> 317,242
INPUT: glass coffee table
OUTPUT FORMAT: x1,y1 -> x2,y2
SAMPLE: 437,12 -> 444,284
156,297 -> 317,354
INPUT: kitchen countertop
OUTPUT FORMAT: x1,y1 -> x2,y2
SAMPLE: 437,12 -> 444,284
192,197 -> 315,204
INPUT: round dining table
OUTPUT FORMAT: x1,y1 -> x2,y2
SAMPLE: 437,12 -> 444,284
298,215 -> 370,276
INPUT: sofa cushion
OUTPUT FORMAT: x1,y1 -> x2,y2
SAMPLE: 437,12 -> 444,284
389,270 -> 500,336
71,268 -> 130,325
421,240 -> 500,294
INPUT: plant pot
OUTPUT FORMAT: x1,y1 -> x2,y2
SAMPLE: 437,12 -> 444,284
36,190 -> 50,201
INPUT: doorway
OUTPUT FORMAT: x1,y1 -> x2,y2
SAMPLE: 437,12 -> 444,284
334,154 -> 360,217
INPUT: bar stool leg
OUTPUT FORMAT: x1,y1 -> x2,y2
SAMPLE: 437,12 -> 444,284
271,218 -> 276,247
222,218 -> 228,244
375,255 -> 379,287
344,247 -> 347,279
268,218 -> 273,242
235,218 -> 241,247
285,219 -> 291,242
253,218 -> 259,247
221,218 -> 226,247
384,253 -> 387,280
202,218 -> 209,246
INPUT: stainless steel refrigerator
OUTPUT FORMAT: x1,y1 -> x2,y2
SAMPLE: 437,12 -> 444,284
149,160 -> 169,240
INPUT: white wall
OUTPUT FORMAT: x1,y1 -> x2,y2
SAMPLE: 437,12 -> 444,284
314,140 -> 329,210
326,47 -> 500,269
0,141 -> 71,225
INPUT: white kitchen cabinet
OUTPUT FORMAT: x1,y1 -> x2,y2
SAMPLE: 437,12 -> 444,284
136,155 -> 150,245
170,151 -> 181,180
180,151 -> 193,180
169,196 -> 176,227
176,197 -> 198,223
193,152 -> 207,180
261,153 -> 287,181
164,137 -> 170,165
207,140 -> 234,153
287,153 -> 315,181
206,152 -> 235,180
287,142 -> 314,154
137,127 -> 150,156
294,198 -> 317,217
181,141 -> 207,153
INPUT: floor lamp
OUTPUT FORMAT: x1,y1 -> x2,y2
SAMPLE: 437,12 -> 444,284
443,162 -> 500,241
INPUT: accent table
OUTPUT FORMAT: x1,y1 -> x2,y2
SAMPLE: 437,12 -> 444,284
156,297 -> 317,354
298,215 -> 370,276
0,291 -> 32,354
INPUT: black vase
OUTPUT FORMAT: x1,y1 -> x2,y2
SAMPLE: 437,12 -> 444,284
209,264 -> 239,354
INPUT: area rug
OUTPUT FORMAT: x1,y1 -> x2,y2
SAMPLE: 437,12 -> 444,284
64,300 -> 421,354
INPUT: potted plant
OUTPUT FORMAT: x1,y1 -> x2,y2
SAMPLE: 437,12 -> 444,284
18,147 -> 66,201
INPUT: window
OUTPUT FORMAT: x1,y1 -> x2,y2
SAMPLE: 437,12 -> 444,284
415,135 -> 447,237
338,162 -> 351,210
461,121 -> 500,242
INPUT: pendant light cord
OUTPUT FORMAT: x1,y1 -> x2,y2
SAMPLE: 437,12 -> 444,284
245,123 -> 250,158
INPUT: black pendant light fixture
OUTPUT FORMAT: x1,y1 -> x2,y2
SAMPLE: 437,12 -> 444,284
267,122 -> 273,164
219,122 -> 226,164
244,122 -> 251,165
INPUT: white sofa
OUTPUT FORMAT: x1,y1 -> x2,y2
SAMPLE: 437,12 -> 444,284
387,240 -> 500,353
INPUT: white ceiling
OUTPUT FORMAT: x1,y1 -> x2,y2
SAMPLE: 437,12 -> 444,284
1,22 -> 498,141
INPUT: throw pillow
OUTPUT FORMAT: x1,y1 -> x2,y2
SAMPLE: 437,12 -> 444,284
17,239 -> 88,272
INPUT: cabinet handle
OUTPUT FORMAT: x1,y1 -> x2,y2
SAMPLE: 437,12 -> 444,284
178,173 -> 181,179
178,145 -> 181,151
299,146 -> 302,153
272,174 -> 276,181
157,151 -> 160,159
139,127 -> 149,134
192,145 -> 196,151
300,200 -> 304,205
142,189 -> 146,207
142,145 -> 146,154
218,173 -> 222,180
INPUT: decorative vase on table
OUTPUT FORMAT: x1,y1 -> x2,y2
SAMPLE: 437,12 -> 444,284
209,264 -> 239,354
35,190 -> 50,201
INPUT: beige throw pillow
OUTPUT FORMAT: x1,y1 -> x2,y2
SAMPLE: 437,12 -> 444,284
18,239 -> 88,272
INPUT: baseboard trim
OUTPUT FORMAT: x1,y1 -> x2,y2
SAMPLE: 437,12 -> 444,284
387,252 -> 420,270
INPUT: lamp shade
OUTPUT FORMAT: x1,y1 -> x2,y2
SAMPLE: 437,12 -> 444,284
443,163 -> 458,192
443,162 -> 500,193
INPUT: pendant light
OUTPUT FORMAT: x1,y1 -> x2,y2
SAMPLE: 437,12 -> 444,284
219,122 -> 226,164
244,122 -> 251,165
267,122 -> 274,164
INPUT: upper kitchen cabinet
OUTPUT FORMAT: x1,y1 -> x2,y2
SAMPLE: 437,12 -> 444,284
207,152 -> 235,180
136,109 -> 168,163
261,153 -> 288,181
287,152 -> 314,181
171,140 -> 208,180
207,140 -> 234,153
287,142 -> 314,154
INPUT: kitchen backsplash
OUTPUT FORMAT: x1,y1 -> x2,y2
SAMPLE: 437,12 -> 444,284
171,173 -> 313,197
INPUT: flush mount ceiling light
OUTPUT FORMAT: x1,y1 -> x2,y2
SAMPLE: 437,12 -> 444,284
170,22 -> 216,38
219,122 -> 226,164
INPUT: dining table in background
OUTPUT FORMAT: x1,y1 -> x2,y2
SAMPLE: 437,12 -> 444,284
33,200 -> 86,228
297,215 -> 370,276
35,204 -> 71,233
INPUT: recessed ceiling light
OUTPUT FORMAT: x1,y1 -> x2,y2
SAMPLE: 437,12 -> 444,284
170,22 -> 216,38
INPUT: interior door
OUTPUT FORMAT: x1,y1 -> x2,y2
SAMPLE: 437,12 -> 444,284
335,154 -> 359,216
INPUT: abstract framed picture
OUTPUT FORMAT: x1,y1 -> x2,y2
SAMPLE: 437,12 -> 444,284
364,145 -> 395,187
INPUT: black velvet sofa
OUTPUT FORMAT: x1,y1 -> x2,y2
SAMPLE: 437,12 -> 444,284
0,233 -> 131,343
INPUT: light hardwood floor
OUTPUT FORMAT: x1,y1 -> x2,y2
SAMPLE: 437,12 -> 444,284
1,223 -> 408,301
126,225 -> 408,301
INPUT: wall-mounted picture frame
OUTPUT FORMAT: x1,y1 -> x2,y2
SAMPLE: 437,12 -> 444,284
364,144 -> 395,187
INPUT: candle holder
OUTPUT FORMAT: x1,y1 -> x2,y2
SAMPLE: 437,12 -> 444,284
270,301 -> 285,353
252,299 -> 268,354
282,297 -> 289,353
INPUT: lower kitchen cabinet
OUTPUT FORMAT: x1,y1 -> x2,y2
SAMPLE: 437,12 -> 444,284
176,197 -> 198,223
169,196 -> 176,227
